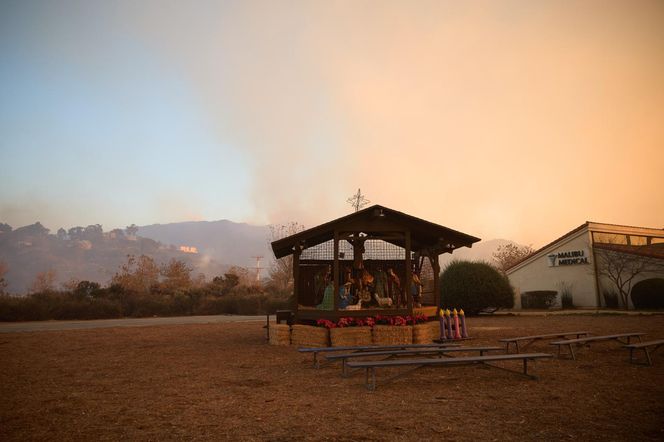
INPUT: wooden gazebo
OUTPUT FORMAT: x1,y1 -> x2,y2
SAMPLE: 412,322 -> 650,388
271,205 -> 480,323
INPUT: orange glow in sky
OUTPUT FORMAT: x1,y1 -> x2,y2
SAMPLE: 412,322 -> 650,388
1,1 -> 662,247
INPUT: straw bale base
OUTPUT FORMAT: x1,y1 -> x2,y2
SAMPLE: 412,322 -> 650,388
329,327 -> 372,347
412,321 -> 439,344
291,324 -> 329,347
372,325 -> 413,345
269,324 -> 291,346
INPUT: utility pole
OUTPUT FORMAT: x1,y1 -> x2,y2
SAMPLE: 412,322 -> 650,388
251,256 -> 264,283
346,188 -> 370,212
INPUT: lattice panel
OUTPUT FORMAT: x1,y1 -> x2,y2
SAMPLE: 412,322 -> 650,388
419,256 -> 435,305
300,239 -> 409,261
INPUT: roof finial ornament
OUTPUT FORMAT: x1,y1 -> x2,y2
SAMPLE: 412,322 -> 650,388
346,188 -> 370,212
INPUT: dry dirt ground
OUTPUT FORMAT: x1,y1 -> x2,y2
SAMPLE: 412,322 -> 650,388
1,315 -> 663,441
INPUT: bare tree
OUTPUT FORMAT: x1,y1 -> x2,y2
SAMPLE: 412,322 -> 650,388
268,222 -> 305,291
30,269 -> 57,293
61,278 -> 81,292
594,245 -> 664,310
160,259 -> 193,293
227,265 -> 255,287
493,243 -> 535,272
112,255 -> 160,294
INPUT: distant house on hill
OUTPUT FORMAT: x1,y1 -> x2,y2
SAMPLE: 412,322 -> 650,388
506,222 -> 664,309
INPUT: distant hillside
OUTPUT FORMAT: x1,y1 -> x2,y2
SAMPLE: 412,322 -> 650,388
0,218 -> 522,294
0,222 -> 227,294
137,220 -> 271,270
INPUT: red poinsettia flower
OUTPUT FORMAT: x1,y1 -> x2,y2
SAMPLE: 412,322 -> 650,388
392,316 -> 408,326
316,319 -> 337,329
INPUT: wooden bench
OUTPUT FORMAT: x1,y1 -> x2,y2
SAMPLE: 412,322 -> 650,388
298,343 -> 461,368
499,331 -> 590,353
347,353 -> 553,391
326,346 -> 503,376
550,333 -> 646,360
623,339 -> 664,366
433,337 -> 473,344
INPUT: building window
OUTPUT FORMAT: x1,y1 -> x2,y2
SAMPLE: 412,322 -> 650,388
592,232 -> 628,244
629,235 -> 648,246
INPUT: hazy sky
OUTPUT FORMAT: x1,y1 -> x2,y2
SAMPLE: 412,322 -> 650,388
1,0 -> 663,247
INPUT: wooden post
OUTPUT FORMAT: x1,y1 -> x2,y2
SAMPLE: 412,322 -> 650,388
405,230 -> 412,313
333,231 -> 340,312
293,245 -> 301,321
432,254 -> 440,311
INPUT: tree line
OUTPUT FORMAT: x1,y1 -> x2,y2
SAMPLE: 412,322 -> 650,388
0,254 -> 292,321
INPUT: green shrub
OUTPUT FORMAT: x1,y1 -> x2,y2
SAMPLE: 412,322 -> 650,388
440,260 -> 514,315
631,278 -> 664,309
521,290 -> 557,309
558,281 -> 575,309
193,293 -> 292,316
0,292 -> 123,321
264,294 -> 294,314
0,295 -> 45,321
0,284 -> 292,321
603,290 -> 620,308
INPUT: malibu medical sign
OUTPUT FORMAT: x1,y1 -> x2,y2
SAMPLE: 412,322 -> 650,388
547,249 -> 590,267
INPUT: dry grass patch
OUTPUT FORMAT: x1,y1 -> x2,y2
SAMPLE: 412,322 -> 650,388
1,315 -> 663,441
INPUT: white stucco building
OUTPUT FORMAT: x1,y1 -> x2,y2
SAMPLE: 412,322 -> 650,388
506,222 -> 664,309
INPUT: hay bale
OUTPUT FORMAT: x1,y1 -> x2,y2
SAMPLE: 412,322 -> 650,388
291,324 -> 329,347
269,324 -> 291,346
372,325 -> 413,345
329,327 -> 372,347
412,321 -> 438,344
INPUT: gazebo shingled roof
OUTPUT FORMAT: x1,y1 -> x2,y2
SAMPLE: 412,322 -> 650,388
271,204 -> 480,259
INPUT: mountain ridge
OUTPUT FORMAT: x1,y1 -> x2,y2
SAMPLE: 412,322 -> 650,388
1,219 -> 523,294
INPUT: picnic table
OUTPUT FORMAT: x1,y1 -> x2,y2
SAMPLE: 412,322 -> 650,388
550,332 -> 646,360
499,331 -> 590,353
326,346 -> 502,376
347,352 -> 553,390
623,339 -> 664,366
297,343 -> 461,368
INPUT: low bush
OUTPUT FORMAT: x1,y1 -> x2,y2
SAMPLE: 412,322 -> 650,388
631,278 -> 664,309
0,292 -> 123,321
440,260 -> 514,315
521,291 -> 558,309
0,288 -> 293,321
558,281 -> 575,309
603,290 -> 620,308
